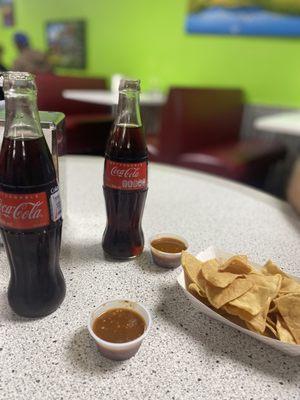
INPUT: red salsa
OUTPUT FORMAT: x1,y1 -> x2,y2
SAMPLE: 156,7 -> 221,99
93,308 -> 145,343
151,237 -> 187,253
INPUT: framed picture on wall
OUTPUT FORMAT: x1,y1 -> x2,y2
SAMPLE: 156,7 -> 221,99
186,1 -> 300,37
46,20 -> 86,69
0,0 -> 14,27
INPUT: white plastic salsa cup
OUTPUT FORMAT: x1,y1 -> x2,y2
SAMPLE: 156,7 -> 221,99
88,299 -> 152,361
150,233 -> 189,268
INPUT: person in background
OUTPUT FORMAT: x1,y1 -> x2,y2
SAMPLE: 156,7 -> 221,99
0,45 -> 7,72
0,45 -> 7,101
13,32 -> 53,74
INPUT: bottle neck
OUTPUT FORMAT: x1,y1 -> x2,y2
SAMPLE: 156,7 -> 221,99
4,92 -> 43,140
115,90 -> 142,127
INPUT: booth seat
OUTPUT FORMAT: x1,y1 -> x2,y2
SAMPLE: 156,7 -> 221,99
36,73 -> 112,155
147,88 -> 286,186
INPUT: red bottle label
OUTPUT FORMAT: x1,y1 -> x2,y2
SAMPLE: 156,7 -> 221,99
104,160 -> 148,190
0,191 -> 50,230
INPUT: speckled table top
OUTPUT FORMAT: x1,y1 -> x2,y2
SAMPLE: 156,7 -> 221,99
1,155 -> 300,400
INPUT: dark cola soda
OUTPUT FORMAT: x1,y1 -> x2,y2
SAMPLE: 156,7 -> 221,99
102,80 -> 148,259
0,72 -> 65,318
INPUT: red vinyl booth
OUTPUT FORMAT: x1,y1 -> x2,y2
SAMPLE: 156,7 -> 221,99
147,88 -> 286,186
35,74 -> 113,155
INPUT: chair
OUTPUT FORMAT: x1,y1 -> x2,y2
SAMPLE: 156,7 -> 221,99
147,88 -> 286,186
35,73 -> 113,155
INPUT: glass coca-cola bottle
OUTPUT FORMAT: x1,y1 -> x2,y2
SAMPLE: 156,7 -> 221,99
0,72 -> 65,318
102,79 -> 148,259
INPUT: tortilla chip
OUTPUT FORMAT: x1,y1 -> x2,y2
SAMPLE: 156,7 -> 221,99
263,328 -> 277,338
229,284 -> 271,316
182,251 -> 300,345
181,251 -> 204,287
223,303 -> 253,322
205,277 -> 252,309
266,321 -> 278,338
279,277 -> 300,295
197,270 -> 208,296
247,273 -> 282,300
188,283 -> 206,299
245,322 -> 269,336
266,315 -> 276,329
262,262 -> 300,298
229,272 -> 281,317
201,260 -> 242,288
219,255 -> 253,275
224,303 -> 267,333
268,302 -> 278,314
246,298 -> 271,334
276,314 -> 296,345
261,260 -> 289,278
247,272 -> 281,289
274,294 -> 300,344
225,298 -> 271,334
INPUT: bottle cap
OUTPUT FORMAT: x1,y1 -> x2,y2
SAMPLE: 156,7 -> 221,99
119,79 -> 140,92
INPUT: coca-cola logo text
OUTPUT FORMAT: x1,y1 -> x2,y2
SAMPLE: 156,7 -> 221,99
0,192 -> 50,229
104,160 -> 148,191
0,199 -> 43,220
111,166 -> 140,179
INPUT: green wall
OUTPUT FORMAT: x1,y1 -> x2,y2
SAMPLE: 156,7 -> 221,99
1,0 -> 300,106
